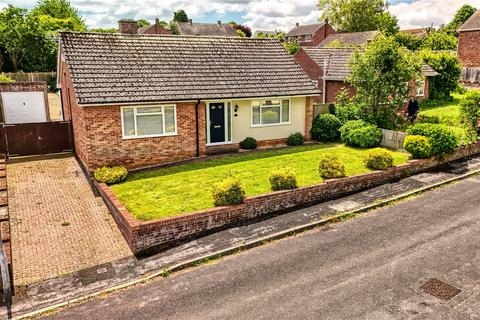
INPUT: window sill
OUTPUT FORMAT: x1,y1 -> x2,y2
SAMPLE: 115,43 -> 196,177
122,133 -> 178,140
251,122 -> 291,128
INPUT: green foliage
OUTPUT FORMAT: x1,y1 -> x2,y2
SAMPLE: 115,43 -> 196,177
362,148 -> 394,170
89,27 -> 117,33
416,113 -> 440,124
31,0 -> 86,31
0,73 -> 14,82
419,50 -> 461,101
340,120 -> 369,144
239,137 -> 257,150
211,176 -> 246,206
445,4 -> 477,36
347,125 -> 383,148
283,39 -> 300,55
168,21 -> 180,35
235,29 -> 246,37
94,166 -> 128,184
311,114 -> 342,141
448,125 -> 477,146
47,75 -> 57,92
318,154 -> 346,179
420,31 -> 457,50
406,123 -> 458,156
460,90 -> 480,133
393,32 -> 423,51
403,135 -> 432,159
136,19 -> 150,28
348,35 -> 422,127
269,167 -> 298,191
335,90 -> 361,123
255,31 -> 285,42
326,39 -> 352,48
287,132 -> 305,146
173,9 -> 188,22
318,0 -> 398,33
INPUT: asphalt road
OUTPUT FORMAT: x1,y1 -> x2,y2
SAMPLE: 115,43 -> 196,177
45,177 -> 480,320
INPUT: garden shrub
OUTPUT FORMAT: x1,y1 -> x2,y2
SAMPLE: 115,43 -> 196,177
448,126 -> 477,146
403,135 -> 433,159
416,113 -> 440,124
460,89 -> 480,133
287,132 -> 305,146
335,89 -> 362,123
211,176 -> 246,206
239,137 -> 257,149
347,125 -> 383,148
406,123 -> 458,156
328,103 -> 336,115
339,120 -> 368,144
0,73 -> 14,83
318,154 -> 346,179
311,114 -> 342,141
94,166 -> 128,184
362,148 -> 394,170
269,167 -> 297,191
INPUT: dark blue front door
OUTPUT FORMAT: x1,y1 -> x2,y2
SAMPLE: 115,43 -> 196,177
209,103 -> 225,143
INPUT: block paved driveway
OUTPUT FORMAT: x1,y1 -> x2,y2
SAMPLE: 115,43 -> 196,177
8,155 -> 132,286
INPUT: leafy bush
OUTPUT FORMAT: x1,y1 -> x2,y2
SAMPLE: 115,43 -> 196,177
339,120 -> 369,144
460,90 -> 480,133
363,148 -> 394,170
347,125 -> 383,148
416,113 -> 440,124
47,75 -> 58,92
239,137 -> 257,150
287,132 -> 305,146
269,167 -> 297,191
318,154 -> 346,179
211,176 -> 246,206
328,103 -> 336,115
403,135 -> 433,159
311,114 -> 342,141
0,73 -> 14,83
335,89 -> 361,123
406,123 -> 458,156
448,126 -> 477,146
94,166 -> 128,184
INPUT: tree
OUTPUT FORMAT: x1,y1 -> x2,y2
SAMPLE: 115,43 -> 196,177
460,90 -> 480,133
420,31 -> 457,50
283,39 -> 300,55
445,4 -> 476,35
348,35 -> 422,128
136,19 -> 150,28
229,22 -> 252,38
173,9 -> 188,23
393,32 -> 423,51
31,0 -> 86,31
318,0 -> 399,33
90,27 -> 117,33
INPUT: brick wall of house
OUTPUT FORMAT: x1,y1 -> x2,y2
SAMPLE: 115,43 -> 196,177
312,23 -> 336,47
458,30 -> 480,67
293,49 -> 324,104
325,80 -> 355,104
305,96 -> 314,140
142,24 -> 171,35
0,82 -> 50,123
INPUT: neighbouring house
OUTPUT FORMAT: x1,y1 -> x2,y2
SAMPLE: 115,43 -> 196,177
294,47 -> 438,104
137,19 -> 172,35
316,30 -> 380,48
458,10 -> 480,85
117,19 -> 171,35
254,30 -> 282,38
400,28 -> 431,37
57,32 -> 320,170
285,20 -> 336,47
176,19 -> 238,37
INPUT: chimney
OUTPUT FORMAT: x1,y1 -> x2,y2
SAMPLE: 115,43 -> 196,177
324,18 -> 329,26
217,20 -> 222,26
188,18 -> 193,25
118,19 -> 138,34
296,22 -> 299,27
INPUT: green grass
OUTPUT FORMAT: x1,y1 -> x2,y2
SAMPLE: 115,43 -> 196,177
420,93 -> 464,126
111,144 -> 409,221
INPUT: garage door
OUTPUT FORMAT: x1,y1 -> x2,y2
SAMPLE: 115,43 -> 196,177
1,92 -> 47,124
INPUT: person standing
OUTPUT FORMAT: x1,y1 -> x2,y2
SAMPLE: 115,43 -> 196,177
407,97 -> 420,122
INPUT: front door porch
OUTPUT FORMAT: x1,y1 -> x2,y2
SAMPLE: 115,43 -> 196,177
206,102 -> 232,146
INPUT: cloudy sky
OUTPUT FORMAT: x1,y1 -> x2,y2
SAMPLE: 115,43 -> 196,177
2,0 -> 480,31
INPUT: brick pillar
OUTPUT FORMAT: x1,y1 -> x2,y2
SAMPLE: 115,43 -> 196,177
304,96 -> 314,141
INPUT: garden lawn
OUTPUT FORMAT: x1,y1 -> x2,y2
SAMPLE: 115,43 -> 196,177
111,144 -> 409,221
420,93 -> 464,126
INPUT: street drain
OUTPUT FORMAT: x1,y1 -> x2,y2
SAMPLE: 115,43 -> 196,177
421,278 -> 461,300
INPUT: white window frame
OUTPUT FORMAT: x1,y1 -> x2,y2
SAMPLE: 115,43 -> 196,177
305,34 -> 312,41
206,101 -> 233,146
121,104 -> 177,139
251,99 -> 291,127
416,80 -> 425,97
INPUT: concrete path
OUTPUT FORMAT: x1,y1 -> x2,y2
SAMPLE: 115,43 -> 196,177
43,175 -> 480,320
7,155 -> 132,287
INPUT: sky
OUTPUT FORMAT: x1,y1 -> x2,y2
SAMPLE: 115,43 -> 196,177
2,0 -> 480,32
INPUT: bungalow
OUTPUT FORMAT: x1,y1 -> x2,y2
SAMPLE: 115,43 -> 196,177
285,20 -> 336,47
294,47 -> 438,104
57,32 -> 320,170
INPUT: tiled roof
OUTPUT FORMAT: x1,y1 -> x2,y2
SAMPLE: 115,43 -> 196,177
317,31 -> 380,47
302,47 -> 438,80
177,22 -> 238,37
59,32 -> 320,105
286,23 -> 325,37
459,10 -> 480,31
400,28 -> 430,37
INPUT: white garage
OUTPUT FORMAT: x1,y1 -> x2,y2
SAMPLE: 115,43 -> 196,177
1,91 -> 48,124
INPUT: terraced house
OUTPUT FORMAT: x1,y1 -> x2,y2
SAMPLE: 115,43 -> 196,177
57,32 -> 320,170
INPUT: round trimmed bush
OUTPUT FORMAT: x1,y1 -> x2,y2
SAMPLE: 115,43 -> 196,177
94,166 -> 128,184
362,148 -> 394,170
239,137 -> 257,150
269,167 -> 297,191
347,126 -> 383,148
212,176 -> 246,206
339,120 -> 368,144
406,123 -> 458,156
287,132 -> 305,146
318,154 -> 346,179
311,114 -> 342,142
403,135 -> 433,159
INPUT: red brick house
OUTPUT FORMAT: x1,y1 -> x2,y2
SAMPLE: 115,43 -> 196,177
57,32 -> 320,170
137,19 -> 172,35
117,19 -> 171,35
285,20 -> 336,47
458,10 -> 480,85
294,47 -> 438,104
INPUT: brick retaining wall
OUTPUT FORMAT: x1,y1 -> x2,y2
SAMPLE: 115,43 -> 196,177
96,140 -> 480,254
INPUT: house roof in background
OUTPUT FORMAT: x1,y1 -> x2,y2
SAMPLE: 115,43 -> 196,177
400,28 -> 430,37
317,30 -> 380,48
177,22 -> 238,37
59,32 -> 320,105
459,10 -> 480,32
286,23 -> 325,37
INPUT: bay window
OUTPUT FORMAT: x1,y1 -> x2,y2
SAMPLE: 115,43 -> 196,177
122,105 -> 176,138
252,99 -> 290,126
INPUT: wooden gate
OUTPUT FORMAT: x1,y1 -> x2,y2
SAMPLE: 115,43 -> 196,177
0,121 -> 73,157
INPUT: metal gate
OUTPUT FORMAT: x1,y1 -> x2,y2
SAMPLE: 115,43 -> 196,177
0,121 -> 73,157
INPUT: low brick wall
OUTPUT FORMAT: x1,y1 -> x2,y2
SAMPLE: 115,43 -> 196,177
96,140 -> 480,254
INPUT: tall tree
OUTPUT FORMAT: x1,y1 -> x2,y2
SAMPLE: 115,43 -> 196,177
318,0 -> 399,33
173,9 -> 189,23
136,19 -> 150,28
445,4 -> 476,35
31,0 -> 86,31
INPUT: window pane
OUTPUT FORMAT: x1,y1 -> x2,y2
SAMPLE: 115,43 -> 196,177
252,106 -> 260,125
137,114 -> 163,135
262,106 -> 280,124
164,106 -> 176,133
122,108 -> 135,136
282,100 -> 290,122
137,106 -> 163,114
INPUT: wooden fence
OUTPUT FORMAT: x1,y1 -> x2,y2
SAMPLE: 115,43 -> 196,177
2,72 -> 56,82
313,103 -> 330,119
380,129 -> 407,150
